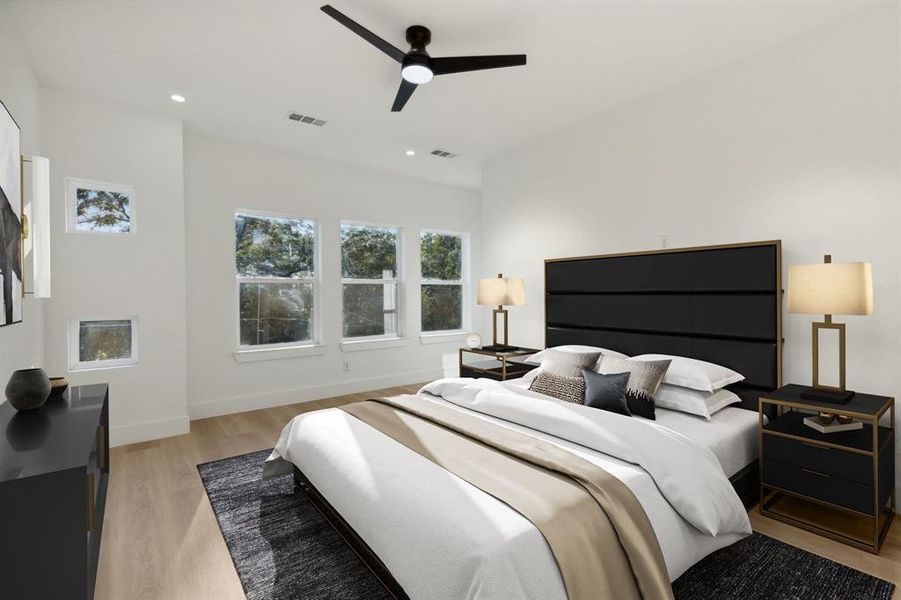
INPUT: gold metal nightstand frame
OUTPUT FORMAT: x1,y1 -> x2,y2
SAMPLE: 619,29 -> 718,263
458,346 -> 538,380
758,394 -> 895,554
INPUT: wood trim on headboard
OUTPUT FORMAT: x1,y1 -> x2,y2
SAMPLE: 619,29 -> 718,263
546,239 -> 782,263
544,240 -> 783,407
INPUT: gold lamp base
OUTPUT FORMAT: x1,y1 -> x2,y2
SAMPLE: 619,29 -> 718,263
482,307 -> 518,352
802,317 -> 855,404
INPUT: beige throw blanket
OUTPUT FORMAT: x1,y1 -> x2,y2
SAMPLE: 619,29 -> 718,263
340,395 -> 673,600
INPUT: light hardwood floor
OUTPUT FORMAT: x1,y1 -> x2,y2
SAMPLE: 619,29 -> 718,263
95,384 -> 900,599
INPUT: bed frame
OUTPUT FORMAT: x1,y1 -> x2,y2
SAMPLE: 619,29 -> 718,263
294,239 -> 783,599
545,240 -> 783,507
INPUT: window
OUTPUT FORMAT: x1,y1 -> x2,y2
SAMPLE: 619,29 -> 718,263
69,317 -> 139,370
341,223 -> 400,339
66,178 -> 135,234
235,212 -> 317,348
420,231 -> 466,332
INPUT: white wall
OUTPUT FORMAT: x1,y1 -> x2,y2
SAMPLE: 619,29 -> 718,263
482,6 -> 901,497
0,6 -> 44,389
40,89 -> 188,445
184,133 -> 481,418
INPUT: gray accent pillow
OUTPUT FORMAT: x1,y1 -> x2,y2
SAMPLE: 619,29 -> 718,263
537,348 -> 602,379
595,356 -> 671,420
581,369 -> 631,416
529,371 -> 586,403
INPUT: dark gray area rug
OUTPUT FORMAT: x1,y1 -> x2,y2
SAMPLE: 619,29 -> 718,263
198,450 -> 895,600
198,449 -> 392,600
672,533 -> 894,600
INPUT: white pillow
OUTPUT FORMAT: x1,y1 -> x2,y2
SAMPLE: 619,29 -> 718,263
525,345 -> 629,365
655,384 -> 741,420
630,354 -> 744,392
535,348 -> 602,378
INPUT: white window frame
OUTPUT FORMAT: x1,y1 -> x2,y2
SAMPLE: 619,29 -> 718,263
234,210 -> 321,353
66,177 -> 137,235
340,220 -> 404,343
68,316 -> 139,371
419,228 -> 470,336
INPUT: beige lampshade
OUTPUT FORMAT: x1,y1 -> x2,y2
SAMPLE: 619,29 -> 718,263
787,262 -> 874,316
478,277 -> 525,306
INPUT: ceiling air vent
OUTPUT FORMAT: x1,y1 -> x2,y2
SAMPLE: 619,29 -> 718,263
430,149 -> 458,159
287,112 -> 327,127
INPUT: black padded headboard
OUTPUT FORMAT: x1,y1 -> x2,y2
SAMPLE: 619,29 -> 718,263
544,241 -> 783,413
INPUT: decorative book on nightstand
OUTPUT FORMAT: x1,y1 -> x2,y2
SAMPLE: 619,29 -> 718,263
459,346 -> 539,381
759,384 -> 895,554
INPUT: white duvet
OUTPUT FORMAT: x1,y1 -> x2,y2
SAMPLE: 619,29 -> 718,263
267,378 -> 752,599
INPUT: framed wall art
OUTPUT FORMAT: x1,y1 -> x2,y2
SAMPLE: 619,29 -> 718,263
0,98 -> 22,327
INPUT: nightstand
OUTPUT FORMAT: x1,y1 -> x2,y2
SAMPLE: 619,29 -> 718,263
459,346 -> 539,381
759,384 -> 895,553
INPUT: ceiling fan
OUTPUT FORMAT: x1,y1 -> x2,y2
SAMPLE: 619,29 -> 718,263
320,5 -> 527,112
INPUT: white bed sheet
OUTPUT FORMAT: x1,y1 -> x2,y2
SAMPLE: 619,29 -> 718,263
652,407 -> 760,478
268,382 -> 750,600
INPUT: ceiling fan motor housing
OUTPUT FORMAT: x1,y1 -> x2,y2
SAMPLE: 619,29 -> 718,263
405,25 -> 431,54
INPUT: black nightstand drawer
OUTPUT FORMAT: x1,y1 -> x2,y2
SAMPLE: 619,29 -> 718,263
762,459 -> 874,515
762,435 -> 872,485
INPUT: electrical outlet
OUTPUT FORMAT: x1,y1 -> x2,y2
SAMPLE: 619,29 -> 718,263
342,360 -> 350,372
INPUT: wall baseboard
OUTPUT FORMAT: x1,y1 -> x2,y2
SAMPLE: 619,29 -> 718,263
187,368 -> 445,420
110,414 -> 190,447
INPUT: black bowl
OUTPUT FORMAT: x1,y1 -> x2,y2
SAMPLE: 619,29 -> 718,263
48,377 -> 69,399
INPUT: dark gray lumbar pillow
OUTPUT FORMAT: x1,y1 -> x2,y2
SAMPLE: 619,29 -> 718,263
581,369 -> 631,416
529,371 -> 586,403
595,356 -> 671,420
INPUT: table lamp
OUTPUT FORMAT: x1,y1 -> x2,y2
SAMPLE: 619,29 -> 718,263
477,274 -> 525,351
787,255 -> 873,403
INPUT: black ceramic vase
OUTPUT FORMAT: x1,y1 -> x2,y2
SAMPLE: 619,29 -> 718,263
5,368 -> 52,411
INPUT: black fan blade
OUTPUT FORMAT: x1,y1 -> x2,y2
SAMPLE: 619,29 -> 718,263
391,79 -> 417,112
432,54 -> 526,75
320,5 -> 405,63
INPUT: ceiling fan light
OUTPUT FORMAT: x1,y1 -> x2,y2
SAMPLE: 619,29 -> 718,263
401,64 -> 433,85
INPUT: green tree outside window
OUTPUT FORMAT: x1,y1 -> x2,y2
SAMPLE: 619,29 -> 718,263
236,214 -> 316,346
421,232 -> 464,332
341,224 -> 399,338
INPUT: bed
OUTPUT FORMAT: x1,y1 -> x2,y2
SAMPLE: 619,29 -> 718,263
267,240 -> 783,600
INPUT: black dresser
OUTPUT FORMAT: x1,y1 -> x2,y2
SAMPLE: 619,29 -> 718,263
0,384 -> 110,599
759,384 -> 894,553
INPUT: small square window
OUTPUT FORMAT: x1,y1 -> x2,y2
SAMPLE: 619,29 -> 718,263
69,317 -> 139,370
66,178 -> 136,234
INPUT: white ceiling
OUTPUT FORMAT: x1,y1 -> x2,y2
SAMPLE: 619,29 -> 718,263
5,0 -> 873,189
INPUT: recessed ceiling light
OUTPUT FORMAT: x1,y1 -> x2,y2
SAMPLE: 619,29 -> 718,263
170,94 -> 186,103
405,150 -> 416,156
